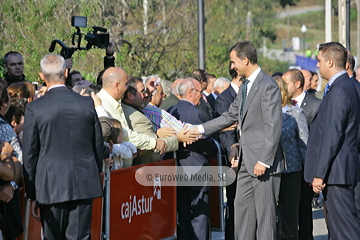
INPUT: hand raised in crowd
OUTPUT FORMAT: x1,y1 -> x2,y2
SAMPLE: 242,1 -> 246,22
0,184 -> 14,203
145,77 -> 158,96
31,200 -> 41,222
105,40 -> 115,57
0,142 -> 15,181
0,141 -> 13,156
90,92 -> 102,107
155,139 -> 167,154
177,125 -> 199,146
312,177 -> 326,194
156,127 -> 176,138
65,57 -> 73,70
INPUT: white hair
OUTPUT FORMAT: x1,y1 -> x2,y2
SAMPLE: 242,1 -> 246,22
170,85 -> 179,95
40,54 -> 66,83
214,77 -> 231,89
178,79 -> 194,97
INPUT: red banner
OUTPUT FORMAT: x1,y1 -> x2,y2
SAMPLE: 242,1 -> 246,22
109,159 -> 176,239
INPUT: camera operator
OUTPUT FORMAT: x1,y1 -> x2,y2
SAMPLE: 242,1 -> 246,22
2,51 -> 28,88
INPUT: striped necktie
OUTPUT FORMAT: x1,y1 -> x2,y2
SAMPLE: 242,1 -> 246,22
240,79 -> 250,115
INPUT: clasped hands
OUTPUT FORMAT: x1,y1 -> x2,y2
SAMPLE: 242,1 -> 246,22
311,177 -> 325,194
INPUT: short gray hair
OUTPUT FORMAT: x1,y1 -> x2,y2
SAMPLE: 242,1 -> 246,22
40,54 -> 66,83
214,77 -> 231,89
178,78 -> 194,97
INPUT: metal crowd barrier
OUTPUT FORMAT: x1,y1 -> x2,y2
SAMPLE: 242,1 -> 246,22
15,141 -> 226,239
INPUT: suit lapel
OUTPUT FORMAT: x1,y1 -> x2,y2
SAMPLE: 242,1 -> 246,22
241,71 -> 262,118
300,92 -> 309,110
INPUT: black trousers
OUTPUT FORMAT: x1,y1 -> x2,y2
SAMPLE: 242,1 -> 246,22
278,171 -> 301,239
39,199 -> 93,240
177,187 -> 209,240
225,179 -> 236,240
323,185 -> 360,240
298,170 -> 314,240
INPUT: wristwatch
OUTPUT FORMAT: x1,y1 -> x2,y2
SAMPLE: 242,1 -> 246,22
10,181 -> 18,190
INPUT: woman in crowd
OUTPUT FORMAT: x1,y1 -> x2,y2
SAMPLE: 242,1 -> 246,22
7,82 -> 36,111
0,79 -> 23,239
273,76 -> 308,239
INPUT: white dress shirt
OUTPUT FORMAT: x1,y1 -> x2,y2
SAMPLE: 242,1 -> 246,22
231,82 -> 240,95
293,91 -> 306,108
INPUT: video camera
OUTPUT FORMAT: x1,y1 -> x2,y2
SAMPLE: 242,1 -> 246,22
49,16 -> 110,59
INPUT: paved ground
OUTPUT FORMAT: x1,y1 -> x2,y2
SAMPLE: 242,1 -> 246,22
211,189 -> 328,239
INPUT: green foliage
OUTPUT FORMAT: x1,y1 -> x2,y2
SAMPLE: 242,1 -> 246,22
258,57 -> 289,76
0,0 -> 291,82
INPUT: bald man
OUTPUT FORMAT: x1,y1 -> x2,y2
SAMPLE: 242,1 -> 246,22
160,78 -> 183,111
97,67 -> 167,154
300,69 -> 312,92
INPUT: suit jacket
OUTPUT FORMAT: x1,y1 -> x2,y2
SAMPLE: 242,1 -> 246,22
206,93 -> 216,112
304,73 -> 360,185
196,97 -> 213,120
202,70 -> 284,176
169,100 -> 217,191
300,92 -> 321,128
160,93 -> 179,111
281,105 -> 308,173
215,85 -> 238,158
98,89 -> 156,150
23,87 -> 104,204
121,103 -> 178,165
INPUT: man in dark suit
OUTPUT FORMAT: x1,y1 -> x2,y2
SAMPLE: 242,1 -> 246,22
204,74 -> 216,111
282,68 -> 321,240
215,68 -> 241,240
23,54 -> 104,240
195,41 -> 283,240
169,78 -> 217,240
304,42 -> 360,239
346,52 -> 360,219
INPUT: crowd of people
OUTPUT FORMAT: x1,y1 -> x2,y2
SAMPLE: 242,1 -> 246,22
0,40 -> 360,240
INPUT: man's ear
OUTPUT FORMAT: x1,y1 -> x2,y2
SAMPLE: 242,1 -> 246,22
243,57 -> 250,66
11,120 -> 17,128
39,72 -> 45,82
64,68 -> 68,79
345,62 -> 349,71
295,80 -> 301,89
328,58 -> 334,68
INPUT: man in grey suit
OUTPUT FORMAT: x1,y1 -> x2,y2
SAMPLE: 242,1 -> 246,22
195,41 -> 283,240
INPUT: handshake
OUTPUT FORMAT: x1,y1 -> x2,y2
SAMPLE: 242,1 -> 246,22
154,125 -> 202,154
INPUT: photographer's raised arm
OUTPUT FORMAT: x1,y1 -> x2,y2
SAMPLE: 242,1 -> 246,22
104,41 -> 115,69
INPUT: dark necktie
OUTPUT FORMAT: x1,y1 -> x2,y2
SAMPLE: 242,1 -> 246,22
240,79 -> 250,115
291,99 -> 298,106
323,83 -> 330,97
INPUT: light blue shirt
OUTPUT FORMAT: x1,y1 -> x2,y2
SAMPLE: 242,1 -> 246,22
328,70 -> 347,86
